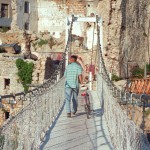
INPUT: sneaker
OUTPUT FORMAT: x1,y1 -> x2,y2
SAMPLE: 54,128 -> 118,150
67,113 -> 71,118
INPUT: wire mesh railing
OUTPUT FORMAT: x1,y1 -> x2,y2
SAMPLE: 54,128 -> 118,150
0,15 -> 74,150
96,16 -> 150,150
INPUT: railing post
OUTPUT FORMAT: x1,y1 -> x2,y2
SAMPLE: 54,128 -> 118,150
57,72 -> 60,82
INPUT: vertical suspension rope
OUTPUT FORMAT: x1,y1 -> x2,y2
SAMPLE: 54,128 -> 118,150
90,22 -> 96,66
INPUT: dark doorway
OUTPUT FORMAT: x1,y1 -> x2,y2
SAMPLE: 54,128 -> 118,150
5,111 -> 10,119
4,78 -> 10,89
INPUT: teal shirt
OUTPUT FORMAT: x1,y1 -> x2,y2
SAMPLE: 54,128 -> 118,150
64,62 -> 82,88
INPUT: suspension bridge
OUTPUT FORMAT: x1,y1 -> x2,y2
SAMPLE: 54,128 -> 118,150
0,16 -> 150,150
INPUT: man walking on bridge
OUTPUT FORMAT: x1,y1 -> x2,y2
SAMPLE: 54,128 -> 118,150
64,55 -> 83,118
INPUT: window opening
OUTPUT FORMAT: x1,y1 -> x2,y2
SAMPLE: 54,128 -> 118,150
1,4 -> 9,18
24,1 -> 30,13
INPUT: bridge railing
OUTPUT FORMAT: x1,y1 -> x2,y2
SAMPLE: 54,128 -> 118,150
1,78 -> 65,149
96,16 -> 150,150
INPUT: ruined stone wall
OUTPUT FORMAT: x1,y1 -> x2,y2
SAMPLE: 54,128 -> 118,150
37,0 -> 86,34
0,54 -> 50,93
97,0 -> 122,75
11,0 -> 38,32
0,56 -> 24,95
0,32 -> 27,54
97,0 -> 150,77
120,0 -> 150,76
32,57 -> 47,85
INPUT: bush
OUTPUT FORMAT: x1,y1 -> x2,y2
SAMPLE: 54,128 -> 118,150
38,39 -> 48,47
112,74 -> 122,81
131,64 -> 150,78
132,66 -> 144,78
16,59 -> 34,92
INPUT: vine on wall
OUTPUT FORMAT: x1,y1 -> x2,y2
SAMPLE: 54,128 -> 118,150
16,59 -> 34,92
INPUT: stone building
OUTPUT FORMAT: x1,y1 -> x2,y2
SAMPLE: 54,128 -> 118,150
0,55 -> 24,95
0,0 -> 12,28
0,0 -> 38,32
11,0 -> 38,32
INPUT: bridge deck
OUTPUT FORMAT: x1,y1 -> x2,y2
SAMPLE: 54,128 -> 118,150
40,91 -> 113,150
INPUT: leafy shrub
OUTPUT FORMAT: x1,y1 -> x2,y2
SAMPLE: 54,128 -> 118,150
132,66 -> 144,78
16,59 -> 34,92
112,74 -> 122,81
38,39 -> 48,47
131,64 -> 150,78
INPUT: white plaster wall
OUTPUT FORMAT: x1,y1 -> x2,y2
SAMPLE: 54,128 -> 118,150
38,1 -> 67,36
72,22 -> 84,36
86,26 -> 97,49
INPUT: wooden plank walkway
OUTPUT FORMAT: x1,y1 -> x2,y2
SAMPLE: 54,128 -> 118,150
40,91 -> 113,150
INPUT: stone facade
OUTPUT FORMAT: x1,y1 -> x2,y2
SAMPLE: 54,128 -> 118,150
37,0 -> 86,35
97,0 -> 122,75
96,0 -> 150,77
11,0 -> 38,32
0,0 -> 12,28
119,0 -> 150,77
0,55 -> 24,95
